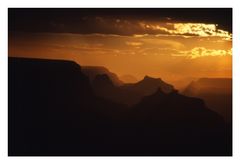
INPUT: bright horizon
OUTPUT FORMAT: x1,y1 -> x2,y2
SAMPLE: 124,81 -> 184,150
8,9 -> 232,88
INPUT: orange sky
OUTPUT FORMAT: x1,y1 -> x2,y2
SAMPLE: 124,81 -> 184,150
9,19 -> 232,87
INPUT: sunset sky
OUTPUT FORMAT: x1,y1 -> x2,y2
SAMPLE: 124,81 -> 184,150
8,9 -> 232,87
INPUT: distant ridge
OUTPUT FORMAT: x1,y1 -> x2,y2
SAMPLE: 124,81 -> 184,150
81,66 -> 123,86
183,78 -> 232,122
122,75 -> 174,95
92,74 -> 175,106
120,74 -> 138,83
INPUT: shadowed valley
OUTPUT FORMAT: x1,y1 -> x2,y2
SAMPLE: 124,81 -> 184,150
183,78 -> 232,123
9,57 -> 232,156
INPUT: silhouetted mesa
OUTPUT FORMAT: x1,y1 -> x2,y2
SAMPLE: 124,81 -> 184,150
8,57 -> 126,155
9,57 -> 231,156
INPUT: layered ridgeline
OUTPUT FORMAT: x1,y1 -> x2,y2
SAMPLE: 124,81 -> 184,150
81,66 -> 124,86
119,74 -> 138,83
92,74 -> 174,106
183,78 -> 232,123
9,57 -> 231,156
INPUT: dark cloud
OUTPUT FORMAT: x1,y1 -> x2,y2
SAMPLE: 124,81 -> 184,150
8,8 -> 232,35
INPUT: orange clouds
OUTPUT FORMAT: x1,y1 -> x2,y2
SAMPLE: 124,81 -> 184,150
140,38 -> 185,49
173,47 -> 232,59
9,31 -> 232,59
126,41 -> 143,46
188,47 -> 232,59
139,22 -> 232,40
9,23 -> 232,82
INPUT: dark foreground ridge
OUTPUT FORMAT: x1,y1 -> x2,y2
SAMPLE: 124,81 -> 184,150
8,57 -> 232,156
